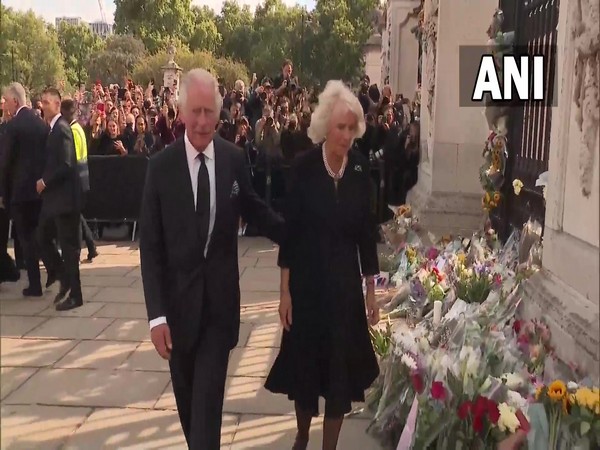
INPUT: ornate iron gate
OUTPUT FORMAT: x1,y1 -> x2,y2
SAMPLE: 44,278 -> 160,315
493,0 -> 559,240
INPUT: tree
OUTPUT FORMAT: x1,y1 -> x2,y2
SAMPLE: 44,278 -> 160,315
216,1 -> 255,63
57,23 -> 103,88
189,6 -> 222,54
86,35 -> 146,85
132,49 -> 250,89
0,7 -> 66,95
114,0 -> 194,53
212,58 -> 250,87
311,0 -> 379,83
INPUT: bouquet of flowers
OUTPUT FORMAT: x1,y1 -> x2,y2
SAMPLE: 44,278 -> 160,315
513,319 -> 554,376
453,262 -> 499,304
527,381 -> 600,450
381,204 -> 422,250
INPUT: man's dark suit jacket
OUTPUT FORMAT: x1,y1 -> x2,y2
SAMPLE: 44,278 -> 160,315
40,116 -> 82,217
0,108 -> 49,204
140,135 -> 283,353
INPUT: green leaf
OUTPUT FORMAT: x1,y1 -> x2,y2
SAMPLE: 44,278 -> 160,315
580,421 -> 591,436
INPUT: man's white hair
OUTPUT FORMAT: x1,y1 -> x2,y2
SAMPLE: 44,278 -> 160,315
307,80 -> 366,144
179,69 -> 222,112
2,82 -> 27,107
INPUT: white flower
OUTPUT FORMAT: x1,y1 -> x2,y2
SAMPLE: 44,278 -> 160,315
512,179 -> 524,195
498,402 -> 521,434
568,381 -> 579,391
419,337 -> 430,352
506,390 -> 528,411
401,353 -> 418,371
501,373 -> 524,390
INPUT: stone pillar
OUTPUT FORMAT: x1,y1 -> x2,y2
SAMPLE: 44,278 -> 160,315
364,34 -> 383,87
385,0 -> 420,97
520,0 -> 599,380
408,0 -> 497,235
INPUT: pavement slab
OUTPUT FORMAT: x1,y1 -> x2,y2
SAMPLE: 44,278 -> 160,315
1,238 -> 378,449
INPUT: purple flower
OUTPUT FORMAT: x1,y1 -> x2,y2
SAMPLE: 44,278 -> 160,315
426,247 -> 439,260
410,279 -> 426,299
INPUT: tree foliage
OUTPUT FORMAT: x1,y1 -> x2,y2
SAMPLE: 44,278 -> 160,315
57,23 -> 103,88
1,0 -> 381,94
114,0 -> 194,53
85,35 -> 146,85
0,6 -> 66,95
132,49 -> 249,89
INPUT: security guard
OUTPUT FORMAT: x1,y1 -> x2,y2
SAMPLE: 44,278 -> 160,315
60,99 -> 98,262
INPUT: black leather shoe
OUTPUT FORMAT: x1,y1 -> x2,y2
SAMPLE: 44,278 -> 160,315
53,284 -> 69,304
23,287 -> 43,297
55,297 -> 83,311
86,250 -> 99,262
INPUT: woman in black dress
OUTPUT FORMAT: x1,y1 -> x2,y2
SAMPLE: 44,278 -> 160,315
265,80 -> 381,450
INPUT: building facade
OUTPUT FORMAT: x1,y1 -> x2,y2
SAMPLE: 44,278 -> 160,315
89,21 -> 113,38
55,17 -> 83,28
395,0 -> 599,378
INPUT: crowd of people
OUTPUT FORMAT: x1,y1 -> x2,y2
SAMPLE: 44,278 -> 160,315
0,58 -> 421,297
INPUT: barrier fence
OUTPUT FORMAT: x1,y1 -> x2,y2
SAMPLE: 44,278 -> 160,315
81,154 -> 389,240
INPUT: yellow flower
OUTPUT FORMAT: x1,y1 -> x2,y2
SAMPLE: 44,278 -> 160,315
493,191 -> 501,203
573,388 -> 600,415
457,253 -> 466,266
548,380 -> 567,402
513,179 -> 524,195
485,192 -> 491,202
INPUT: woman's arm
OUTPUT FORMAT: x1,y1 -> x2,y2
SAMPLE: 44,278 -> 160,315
280,268 -> 290,294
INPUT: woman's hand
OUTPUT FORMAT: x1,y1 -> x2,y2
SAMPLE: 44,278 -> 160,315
279,290 -> 293,331
497,430 -> 527,450
366,290 -> 380,326
114,140 -> 127,156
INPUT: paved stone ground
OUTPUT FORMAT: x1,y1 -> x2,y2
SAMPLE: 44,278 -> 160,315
0,237 -> 380,450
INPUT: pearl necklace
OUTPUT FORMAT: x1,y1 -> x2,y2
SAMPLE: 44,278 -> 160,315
322,144 -> 348,181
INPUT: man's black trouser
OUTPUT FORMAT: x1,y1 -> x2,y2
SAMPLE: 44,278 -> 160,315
38,212 -> 82,300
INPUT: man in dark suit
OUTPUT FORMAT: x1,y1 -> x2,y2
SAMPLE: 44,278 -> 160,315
0,107 -> 20,283
140,68 -> 283,449
0,82 -> 52,294
36,87 -> 83,311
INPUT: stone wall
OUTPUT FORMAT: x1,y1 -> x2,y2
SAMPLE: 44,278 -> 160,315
519,0 -> 599,381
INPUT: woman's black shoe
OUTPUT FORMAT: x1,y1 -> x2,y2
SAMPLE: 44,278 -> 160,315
55,297 -> 83,311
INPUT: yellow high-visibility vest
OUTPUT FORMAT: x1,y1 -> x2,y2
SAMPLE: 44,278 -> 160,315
70,121 -> 88,162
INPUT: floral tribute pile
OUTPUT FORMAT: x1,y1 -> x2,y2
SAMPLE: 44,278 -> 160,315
366,205 -> 600,449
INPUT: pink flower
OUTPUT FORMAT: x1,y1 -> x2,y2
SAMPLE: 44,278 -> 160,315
530,344 -> 541,359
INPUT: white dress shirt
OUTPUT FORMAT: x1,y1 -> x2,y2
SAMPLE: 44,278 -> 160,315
48,113 -> 62,131
40,114 -> 62,189
149,133 -> 217,331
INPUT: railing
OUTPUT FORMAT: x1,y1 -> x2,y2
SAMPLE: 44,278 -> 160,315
494,0 -> 559,240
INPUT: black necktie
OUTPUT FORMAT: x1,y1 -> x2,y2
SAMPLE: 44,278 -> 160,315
196,153 -> 210,251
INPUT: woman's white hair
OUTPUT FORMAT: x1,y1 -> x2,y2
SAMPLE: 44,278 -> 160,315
307,80 -> 366,144
179,69 -> 222,112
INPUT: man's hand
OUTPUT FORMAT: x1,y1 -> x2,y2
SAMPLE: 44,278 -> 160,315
150,323 -> 172,360
36,179 -> 46,194
366,290 -> 380,326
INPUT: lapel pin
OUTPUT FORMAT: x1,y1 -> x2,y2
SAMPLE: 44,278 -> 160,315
355,165 -> 362,172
